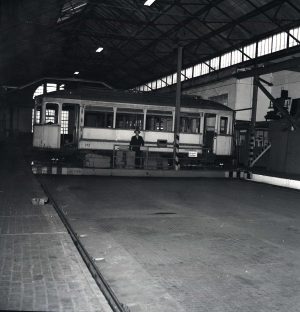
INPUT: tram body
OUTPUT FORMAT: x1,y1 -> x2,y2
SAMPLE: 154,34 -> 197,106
33,89 -> 234,160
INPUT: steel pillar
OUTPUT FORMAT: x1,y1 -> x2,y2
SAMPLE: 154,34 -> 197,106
173,46 -> 183,170
248,76 -> 258,167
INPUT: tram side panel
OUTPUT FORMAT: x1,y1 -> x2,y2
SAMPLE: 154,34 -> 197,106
33,124 -> 61,149
32,94 -> 234,166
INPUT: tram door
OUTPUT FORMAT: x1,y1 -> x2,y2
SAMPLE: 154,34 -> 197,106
203,113 -> 216,152
61,104 -> 80,146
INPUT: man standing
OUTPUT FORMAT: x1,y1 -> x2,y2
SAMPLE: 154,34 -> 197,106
130,129 -> 144,168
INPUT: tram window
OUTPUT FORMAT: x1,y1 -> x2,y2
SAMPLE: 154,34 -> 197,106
146,113 -> 172,132
61,110 -> 69,134
205,114 -> 216,131
180,116 -> 200,133
116,112 -> 143,130
220,117 -> 228,134
45,103 -> 59,124
84,111 -> 113,128
32,107 -> 41,124
31,108 -> 41,132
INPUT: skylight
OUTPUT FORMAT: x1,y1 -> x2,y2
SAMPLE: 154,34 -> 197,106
144,0 -> 156,6
57,0 -> 88,23
96,47 -> 104,53
74,71 -> 79,75
135,26 -> 300,93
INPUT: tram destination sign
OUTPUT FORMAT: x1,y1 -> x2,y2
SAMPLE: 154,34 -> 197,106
188,151 -> 198,158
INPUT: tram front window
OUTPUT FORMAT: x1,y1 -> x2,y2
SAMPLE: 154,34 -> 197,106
220,117 -> 228,134
45,103 -> 59,124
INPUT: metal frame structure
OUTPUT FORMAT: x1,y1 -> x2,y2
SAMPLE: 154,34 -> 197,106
1,0 -> 300,89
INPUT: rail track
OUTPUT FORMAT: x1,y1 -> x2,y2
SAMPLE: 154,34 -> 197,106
38,178 -> 130,312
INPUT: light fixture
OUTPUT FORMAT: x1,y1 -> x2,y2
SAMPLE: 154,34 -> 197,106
74,71 -> 79,75
96,47 -> 103,53
144,0 -> 156,6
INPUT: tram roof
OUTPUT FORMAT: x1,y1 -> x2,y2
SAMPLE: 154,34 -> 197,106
37,88 -> 233,112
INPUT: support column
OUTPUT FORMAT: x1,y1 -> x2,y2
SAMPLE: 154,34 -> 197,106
172,110 -> 175,132
143,108 -> 147,131
113,107 -> 117,128
41,100 -> 46,124
248,76 -> 258,167
173,46 -> 183,171
79,106 -> 85,139
33,101 -> 37,124
43,83 -> 47,95
58,103 -> 62,125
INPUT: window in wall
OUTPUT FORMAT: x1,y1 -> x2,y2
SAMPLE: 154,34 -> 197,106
186,67 -> 193,79
84,108 -> 113,128
57,0 -> 87,23
151,81 -> 157,90
61,110 -> 69,134
45,103 -> 59,124
33,85 -> 44,99
166,75 -> 173,85
146,111 -> 173,132
289,26 -> 300,47
47,83 -> 57,93
135,26 -> 300,92
231,49 -> 243,65
180,114 -> 200,133
258,36 -> 272,57
116,109 -> 143,130
221,52 -> 231,68
243,43 -> 256,60
181,69 -> 186,81
201,62 -> 209,75
33,83 -> 60,99
193,63 -> 201,77
210,57 -> 220,71
157,79 -> 162,89
255,129 -> 269,147
272,32 -> 287,53
220,117 -> 228,134
162,77 -> 167,88
172,73 -> 177,84
209,93 -> 228,106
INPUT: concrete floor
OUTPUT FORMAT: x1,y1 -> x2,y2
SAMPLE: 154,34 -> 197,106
0,143 -> 112,312
41,176 -> 300,312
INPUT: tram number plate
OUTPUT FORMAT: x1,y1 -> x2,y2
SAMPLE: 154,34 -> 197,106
188,151 -> 198,158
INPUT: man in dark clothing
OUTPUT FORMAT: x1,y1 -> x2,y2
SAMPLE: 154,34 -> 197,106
130,129 -> 144,168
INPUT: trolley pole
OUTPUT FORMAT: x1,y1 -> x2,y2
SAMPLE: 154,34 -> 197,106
248,75 -> 258,167
173,46 -> 183,170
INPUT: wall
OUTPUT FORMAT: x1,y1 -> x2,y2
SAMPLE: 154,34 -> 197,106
16,107 -> 32,133
0,88 -> 35,135
268,120 -> 300,175
184,78 -> 237,111
184,76 -> 271,122
271,70 -> 300,100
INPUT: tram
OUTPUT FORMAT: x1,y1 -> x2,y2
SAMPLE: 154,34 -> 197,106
32,88 -> 234,165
